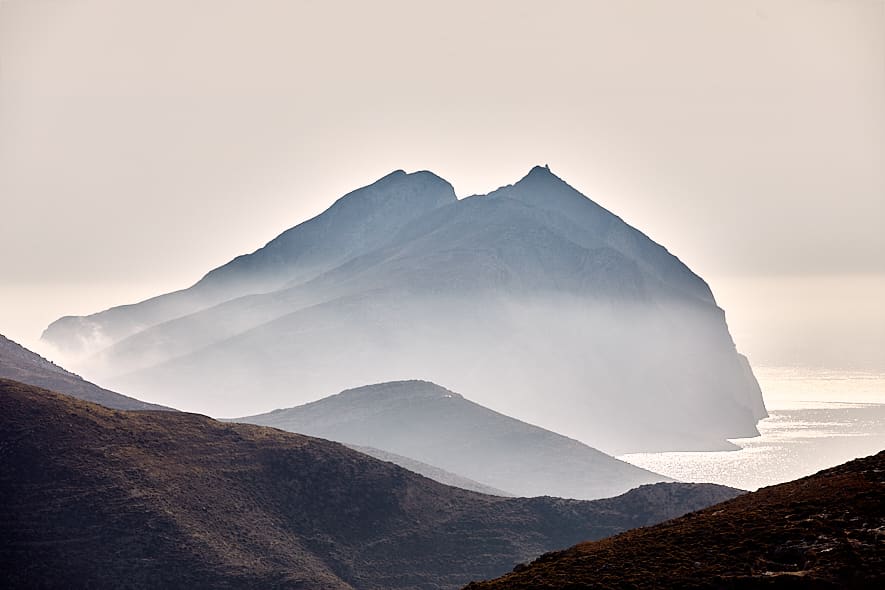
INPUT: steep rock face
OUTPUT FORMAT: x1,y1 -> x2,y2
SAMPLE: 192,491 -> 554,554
0,334 -> 168,411
0,379 -> 741,590
41,167 -> 765,452
238,380 -> 668,500
464,451 -> 885,590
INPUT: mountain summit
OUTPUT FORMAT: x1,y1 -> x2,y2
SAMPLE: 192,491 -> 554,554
42,167 -> 766,453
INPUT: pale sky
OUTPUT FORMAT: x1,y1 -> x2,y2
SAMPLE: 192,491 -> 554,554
1,0 -> 883,370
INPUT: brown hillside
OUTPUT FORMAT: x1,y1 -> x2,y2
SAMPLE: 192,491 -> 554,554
0,333 -> 169,410
465,451 -> 885,589
0,378 -> 740,589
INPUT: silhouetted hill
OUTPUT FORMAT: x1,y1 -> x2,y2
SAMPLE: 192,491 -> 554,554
42,167 -> 765,452
464,451 -> 885,590
0,333 -> 168,411
0,379 -> 740,589
239,380 -> 668,500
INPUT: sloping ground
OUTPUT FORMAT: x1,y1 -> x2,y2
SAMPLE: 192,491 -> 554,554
0,379 -> 740,589
0,333 -> 169,411
239,380 -> 667,500
465,451 -> 885,590
346,444 -> 511,496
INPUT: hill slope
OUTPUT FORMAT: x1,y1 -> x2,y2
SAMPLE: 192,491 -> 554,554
346,444 -> 511,496
0,379 -> 740,589
0,333 -> 168,411
42,167 -> 765,452
465,451 -> 885,589
239,380 -> 668,500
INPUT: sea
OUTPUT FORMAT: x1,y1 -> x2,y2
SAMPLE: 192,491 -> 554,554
619,366 -> 885,491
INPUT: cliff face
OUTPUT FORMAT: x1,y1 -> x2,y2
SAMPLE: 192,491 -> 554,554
41,167 -> 765,452
0,379 -> 741,590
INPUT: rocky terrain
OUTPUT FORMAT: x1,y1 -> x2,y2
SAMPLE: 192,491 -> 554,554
0,378 -> 740,589
465,451 -> 885,589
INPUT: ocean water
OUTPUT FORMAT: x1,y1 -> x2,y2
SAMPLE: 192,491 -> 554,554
619,366 -> 885,491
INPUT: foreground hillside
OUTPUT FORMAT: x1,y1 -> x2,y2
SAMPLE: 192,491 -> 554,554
0,379 -> 739,589
240,380 -> 667,500
465,451 -> 885,589
0,333 -> 168,411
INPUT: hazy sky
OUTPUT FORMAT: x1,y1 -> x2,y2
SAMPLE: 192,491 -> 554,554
1,0 -> 883,369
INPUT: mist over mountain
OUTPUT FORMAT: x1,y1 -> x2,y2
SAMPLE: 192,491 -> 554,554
42,166 -> 766,452
0,379 -> 740,589
239,380 -> 668,500
0,333 -> 169,411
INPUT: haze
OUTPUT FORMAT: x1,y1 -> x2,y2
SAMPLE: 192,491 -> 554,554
1,0 -> 883,372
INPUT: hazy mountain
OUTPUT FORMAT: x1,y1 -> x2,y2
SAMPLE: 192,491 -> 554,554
0,336 -> 505,496
239,380 -> 668,500
42,166 -> 766,452
0,379 -> 740,589
41,170 -> 457,359
346,444 -> 511,496
0,333 -> 168,411
465,451 -> 885,590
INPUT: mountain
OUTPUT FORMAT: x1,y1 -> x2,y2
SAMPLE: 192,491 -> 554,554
239,380 -> 668,500
41,166 -> 766,452
0,333 -> 169,411
41,170 -> 457,359
464,451 -> 885,590
0,379 -> 740,589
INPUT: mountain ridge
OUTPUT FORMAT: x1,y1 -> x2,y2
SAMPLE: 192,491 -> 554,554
0,378 -> 741,589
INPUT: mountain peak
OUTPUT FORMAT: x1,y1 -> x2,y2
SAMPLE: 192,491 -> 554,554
379,168 -> 407,180
519,163 -> 560,183
485,162 -> 587,208
373,168 -> 452,189
328,169 -> 456,213
338,380 -> 464,402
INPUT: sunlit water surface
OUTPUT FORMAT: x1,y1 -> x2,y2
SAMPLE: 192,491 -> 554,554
619,366 -> 885,491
